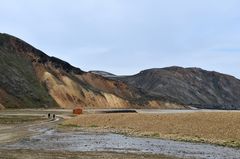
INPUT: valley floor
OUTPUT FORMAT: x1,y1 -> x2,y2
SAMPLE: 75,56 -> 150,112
64,110 -> 240,148
0,109 -> 240,159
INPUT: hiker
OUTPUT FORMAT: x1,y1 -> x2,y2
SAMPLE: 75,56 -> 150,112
48,113 -> 51,119
53,114 -> 56,120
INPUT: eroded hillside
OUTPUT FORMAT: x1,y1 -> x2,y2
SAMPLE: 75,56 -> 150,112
0,33 -> 182,109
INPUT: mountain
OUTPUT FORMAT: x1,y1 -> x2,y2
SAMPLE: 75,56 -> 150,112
115,67 -> 240,109
89,71 -> 117,78
1,33 -> 239,110
0,33 -> 182,109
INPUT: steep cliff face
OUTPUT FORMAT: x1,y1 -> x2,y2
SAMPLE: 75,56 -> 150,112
117,67 -> 240,109
0,33 -> 181,109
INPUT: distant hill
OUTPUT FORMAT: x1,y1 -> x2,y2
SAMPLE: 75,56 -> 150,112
115,67 -> 240,109
89,71 -> 117,78
0,33 -> 181,109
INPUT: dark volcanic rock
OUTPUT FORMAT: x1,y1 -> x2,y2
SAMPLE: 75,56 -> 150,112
116,67 -> 240,109
0,33 -> 84,74
0,33 -> 58,108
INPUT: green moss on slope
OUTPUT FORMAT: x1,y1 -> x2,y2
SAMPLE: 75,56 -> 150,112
0,43 -> 57,108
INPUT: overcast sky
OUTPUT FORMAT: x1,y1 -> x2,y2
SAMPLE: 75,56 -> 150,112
0,0 -> 240,78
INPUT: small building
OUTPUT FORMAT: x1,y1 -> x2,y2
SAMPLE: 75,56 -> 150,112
73,107 -> 83,115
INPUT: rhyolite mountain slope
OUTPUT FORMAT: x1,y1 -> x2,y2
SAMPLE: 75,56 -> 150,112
114,67 -> 240,109
0,33 -> 182,109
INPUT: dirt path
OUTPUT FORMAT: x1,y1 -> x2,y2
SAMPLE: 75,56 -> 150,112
0,114 -> 60,144
0,111 -> 173,159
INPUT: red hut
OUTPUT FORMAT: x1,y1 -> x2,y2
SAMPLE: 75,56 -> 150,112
73,107 -> 83,115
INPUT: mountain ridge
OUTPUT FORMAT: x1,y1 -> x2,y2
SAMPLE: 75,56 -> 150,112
114,67 -> 240,109
1,33 -> 239,109
0,33 -> 182,109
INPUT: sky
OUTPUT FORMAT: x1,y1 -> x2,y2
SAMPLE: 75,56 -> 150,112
0,0 -> 240,78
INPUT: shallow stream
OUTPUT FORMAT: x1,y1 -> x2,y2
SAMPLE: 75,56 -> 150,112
3,127 -> 240,159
